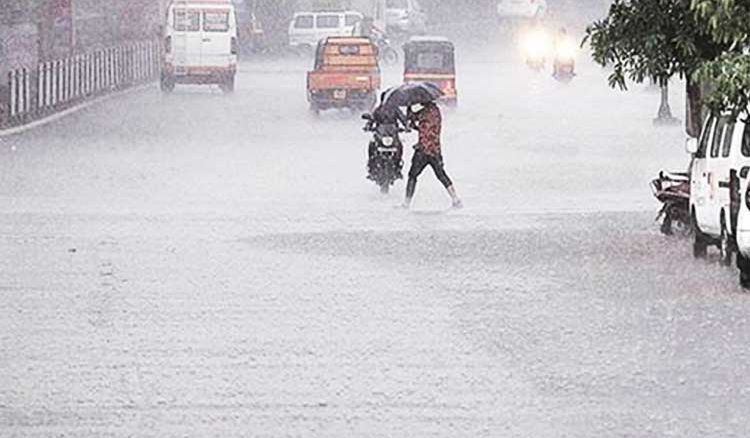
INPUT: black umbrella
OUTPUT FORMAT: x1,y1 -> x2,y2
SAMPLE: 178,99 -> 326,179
383,82 -> 444,108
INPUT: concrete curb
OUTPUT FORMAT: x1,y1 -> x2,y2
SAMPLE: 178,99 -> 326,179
0,83 -> 154,138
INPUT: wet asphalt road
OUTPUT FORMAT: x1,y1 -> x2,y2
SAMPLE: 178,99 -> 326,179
1,38 -> 749,437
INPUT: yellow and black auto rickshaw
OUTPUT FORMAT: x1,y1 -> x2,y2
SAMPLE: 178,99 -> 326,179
403,37 -> 457,106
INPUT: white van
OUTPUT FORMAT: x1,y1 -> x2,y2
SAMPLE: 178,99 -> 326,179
288,11 -> 363,49
686,114 -> 750,265
162,0 -> 239,93
736,172 -> 750,287
496,0 -> 548,21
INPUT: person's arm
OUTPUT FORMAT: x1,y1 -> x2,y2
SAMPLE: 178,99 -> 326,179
396,108 -> 410,130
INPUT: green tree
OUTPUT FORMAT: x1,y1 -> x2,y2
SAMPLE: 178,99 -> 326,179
585,0 -> 728,135
693,0 -> 750,119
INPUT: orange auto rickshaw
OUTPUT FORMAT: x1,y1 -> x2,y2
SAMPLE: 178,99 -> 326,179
403,37 -> 457,106
307,37 -> 381,114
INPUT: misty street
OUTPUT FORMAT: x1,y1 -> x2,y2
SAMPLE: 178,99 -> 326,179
3,33 -> 750,436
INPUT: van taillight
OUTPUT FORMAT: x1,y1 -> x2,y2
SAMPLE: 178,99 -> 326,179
165,36 -> 172,54
231,37 -> 238,55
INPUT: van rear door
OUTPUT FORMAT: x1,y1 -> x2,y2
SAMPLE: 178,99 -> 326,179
201,8 -> 235,68
172,7 -> 203,70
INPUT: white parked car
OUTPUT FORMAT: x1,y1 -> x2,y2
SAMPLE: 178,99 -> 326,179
686,114 -> 750,269
288,11 -> 363,49
162,0 -> 238,93
736,174 -> 750,287
497,0 -> 548,21
386,0 -> 426,34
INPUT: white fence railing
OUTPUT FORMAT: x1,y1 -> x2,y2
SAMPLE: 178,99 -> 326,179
2,40 -> 160,129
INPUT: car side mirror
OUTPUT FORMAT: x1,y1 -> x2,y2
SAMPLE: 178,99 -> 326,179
361,114 -> 373,121
685,137 -> 698,155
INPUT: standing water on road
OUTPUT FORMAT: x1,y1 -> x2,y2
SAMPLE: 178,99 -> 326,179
1,2 -> 749,437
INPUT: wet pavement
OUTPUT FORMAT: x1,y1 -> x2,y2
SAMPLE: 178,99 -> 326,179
1,38 -> 749,437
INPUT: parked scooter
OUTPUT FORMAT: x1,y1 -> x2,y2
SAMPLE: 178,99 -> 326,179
362,113 -> 405,194
650,170 -> 691,235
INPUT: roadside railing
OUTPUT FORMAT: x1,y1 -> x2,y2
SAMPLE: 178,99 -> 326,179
1,40 -> 160,130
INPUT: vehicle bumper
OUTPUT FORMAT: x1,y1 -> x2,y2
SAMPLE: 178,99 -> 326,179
309,89 -> 374,108
163,64 -> 236,84
404,75 -> 457,103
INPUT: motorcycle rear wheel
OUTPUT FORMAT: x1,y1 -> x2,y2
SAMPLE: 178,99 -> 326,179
381,48 -> 399,66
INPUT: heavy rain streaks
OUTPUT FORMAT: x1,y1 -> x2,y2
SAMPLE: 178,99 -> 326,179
1,1 -> 749,437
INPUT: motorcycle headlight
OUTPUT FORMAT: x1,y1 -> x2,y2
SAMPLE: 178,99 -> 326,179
381,136 -> 394,146
521,28 -> 550,59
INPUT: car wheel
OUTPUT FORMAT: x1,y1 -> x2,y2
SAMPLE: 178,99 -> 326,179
692,211 -> 708,259
739,253 -> 750,288
719,220 -> 733,267
220,76 -> 235,94
160,74 -> 175,93
309,103 -> 320,117
660,215 -> 673,236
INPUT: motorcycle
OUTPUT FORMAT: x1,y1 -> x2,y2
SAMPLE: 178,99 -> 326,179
520,26 -> 550,72
552,58 -> 576,82
650,170 -> 691,235
552,37 -> 577,82
362,113 -> 405,194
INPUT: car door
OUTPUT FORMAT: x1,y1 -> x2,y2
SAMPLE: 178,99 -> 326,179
692,115 -> 716,231
172,7 -> 203,70
201,7 -> 234,68
705,117 -> 728,234
726,121 -> 742,233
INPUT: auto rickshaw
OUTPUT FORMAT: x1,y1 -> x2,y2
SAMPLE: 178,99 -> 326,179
307,37 -> 381,114
403,37 -> 457,106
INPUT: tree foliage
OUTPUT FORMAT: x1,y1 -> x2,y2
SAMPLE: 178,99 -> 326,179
693,0 -> 750,118
584,0 -> 726,90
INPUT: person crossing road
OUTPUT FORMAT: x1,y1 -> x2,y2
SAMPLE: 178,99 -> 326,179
403,102 -> 462,209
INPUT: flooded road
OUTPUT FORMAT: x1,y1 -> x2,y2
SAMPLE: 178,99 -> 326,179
1,37 -> 748,437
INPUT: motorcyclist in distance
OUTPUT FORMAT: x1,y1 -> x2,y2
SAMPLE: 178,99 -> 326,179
552,27 -> 576,78
353,16 -> 384,40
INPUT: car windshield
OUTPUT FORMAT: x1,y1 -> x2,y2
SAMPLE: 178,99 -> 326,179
294,15 -> 313,29
173,9 -> 200,32
316,15 -> 340,29
203,11 -> 229,32
406,47 -> 454,73
417,53 -> 446,69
